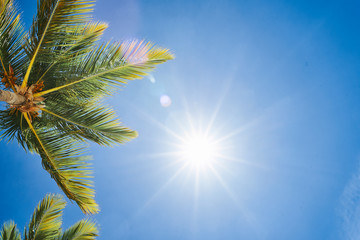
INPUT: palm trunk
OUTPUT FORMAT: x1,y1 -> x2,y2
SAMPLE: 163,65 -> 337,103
0,89 -> 25,105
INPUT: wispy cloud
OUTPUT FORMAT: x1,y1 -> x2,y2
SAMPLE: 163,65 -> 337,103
340,160 -> 360,240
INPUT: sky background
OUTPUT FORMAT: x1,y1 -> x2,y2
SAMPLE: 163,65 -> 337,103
1,0 -> 360,239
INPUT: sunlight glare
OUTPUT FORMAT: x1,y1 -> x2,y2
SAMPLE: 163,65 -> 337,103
180,133 -> 219,168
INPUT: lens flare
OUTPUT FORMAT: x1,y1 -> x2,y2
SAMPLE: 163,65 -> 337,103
160,95 -> 172,107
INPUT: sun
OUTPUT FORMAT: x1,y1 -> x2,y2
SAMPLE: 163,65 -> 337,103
179,132 -> 220,168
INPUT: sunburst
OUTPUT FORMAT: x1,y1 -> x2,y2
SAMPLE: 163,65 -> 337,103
177,131 -> 220,169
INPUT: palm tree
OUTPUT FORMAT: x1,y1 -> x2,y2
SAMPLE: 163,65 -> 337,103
0,194 -> 98,240
0,0 -> 174,214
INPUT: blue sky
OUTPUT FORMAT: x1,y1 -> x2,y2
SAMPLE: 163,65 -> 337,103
1,0 -> 360,239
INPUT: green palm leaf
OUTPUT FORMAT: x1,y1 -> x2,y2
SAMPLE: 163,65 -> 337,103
1,195 -> 99,240
23,113 -> 99,214
0,0 -> 26,82
0,0 -> 173,214
34,40 -> 174,98
24,194 -> 64,240
58,219 -> 98,240
22,0 -> 94,87
0,221 -> 21,240
0,109 -> 26,147
35,21 -> 108,85
43,99 -> 137,146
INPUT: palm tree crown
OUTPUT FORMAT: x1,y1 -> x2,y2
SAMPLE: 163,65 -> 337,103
0,0 -> 174,214
0,194 -> 98,240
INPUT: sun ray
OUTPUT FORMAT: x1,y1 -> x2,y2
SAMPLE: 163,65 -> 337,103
213,112 -> 267,146
208,164 -> 239,203
132,106 -> 186,142
205,78 -> 233,137
133,162 -> 189,217
207,164 -> 259,232
218,155 -> 270,170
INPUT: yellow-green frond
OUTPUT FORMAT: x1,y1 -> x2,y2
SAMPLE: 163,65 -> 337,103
0,221 -> 21,240
42,99 -> 137,146
59,219 -> 98,240
0,0 -> 174,217
24,194 -> 65,240
22,0 -> 95,87
33,40 -> 174,98
1,195 -> 99,240
35,21 -> 108,85
23,113 -> 99,215
0,0 -> 25,83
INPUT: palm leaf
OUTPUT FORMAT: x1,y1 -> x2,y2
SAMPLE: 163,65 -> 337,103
35,21 -> 108,85
23,194 -> 64,240
0,0 -> 174,215
0,108 -> 27,149
0,221 -> 21,240
0,0 -> 26,83
23,113 -> 99,214
22,0 -> 95,87
33,40 -> 174,98
42,99 -> 137,146
1,195 -> 100,240
58,219 -> 98,240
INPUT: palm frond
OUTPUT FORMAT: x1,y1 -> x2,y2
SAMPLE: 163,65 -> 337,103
0,108 -> 28,150
22,0 -> 95,87
58,219 -> 98,240
34,40 -> 174,98
0,0 -> 26,83
0,0 -> 174,216
0,221 -> 21,240
23,194 -> 64,240
42,99 -> 137,146
35,21 -> 108,85
23,113 -> 99,214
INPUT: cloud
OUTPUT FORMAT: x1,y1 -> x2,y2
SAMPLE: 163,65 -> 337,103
340,160 -> 360,240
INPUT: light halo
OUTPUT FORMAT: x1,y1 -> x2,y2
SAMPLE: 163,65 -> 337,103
178,131 -> 220,169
